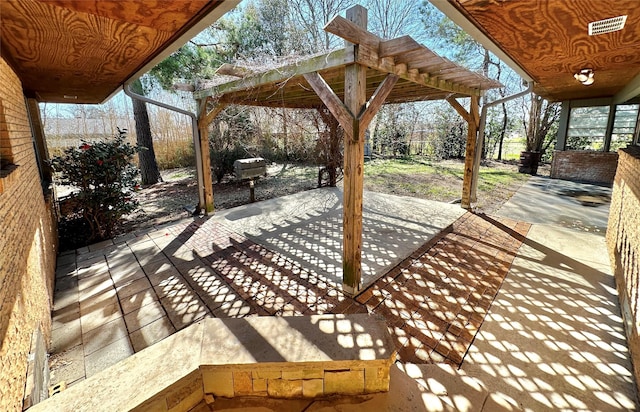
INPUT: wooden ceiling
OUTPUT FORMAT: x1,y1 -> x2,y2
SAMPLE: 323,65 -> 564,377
1,0 -> 233,103
443,0 -> 640,102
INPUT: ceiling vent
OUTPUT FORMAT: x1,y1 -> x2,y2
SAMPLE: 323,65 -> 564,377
588,15 -> 627,35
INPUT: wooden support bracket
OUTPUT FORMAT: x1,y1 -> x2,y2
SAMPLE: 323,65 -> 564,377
446,96 -> 471,123
303,72 -> 353,138
358,74 -> 398,130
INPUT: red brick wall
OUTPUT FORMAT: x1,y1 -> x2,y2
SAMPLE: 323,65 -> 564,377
607,146 -> 640,399
551,150 -> 619,185
0,57 -> 57,411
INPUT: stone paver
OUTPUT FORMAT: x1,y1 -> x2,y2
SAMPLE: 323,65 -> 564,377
356,212 -> 529,366
50,209 -> 524,386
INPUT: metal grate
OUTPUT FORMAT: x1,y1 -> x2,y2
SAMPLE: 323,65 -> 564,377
589,15 -> 627,35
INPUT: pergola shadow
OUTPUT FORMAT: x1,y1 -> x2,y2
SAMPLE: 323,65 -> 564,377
213,187 -> 465,291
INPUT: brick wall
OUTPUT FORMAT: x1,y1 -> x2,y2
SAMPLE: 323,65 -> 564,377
551,150 -> 619,185
0,57 -> 57,411
606,146 -> 640,399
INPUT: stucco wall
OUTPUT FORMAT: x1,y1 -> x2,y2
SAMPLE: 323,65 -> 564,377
606,146 -> 640,399
551,150 -> 619,185
0,57 -> 57,411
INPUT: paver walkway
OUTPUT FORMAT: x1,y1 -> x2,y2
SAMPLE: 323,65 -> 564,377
50,211 -> 528,387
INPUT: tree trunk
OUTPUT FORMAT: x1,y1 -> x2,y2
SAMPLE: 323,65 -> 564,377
497,102 -> 508,160
130,79 -> 161,185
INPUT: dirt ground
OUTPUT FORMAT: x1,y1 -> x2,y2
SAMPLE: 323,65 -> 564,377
118,160 -> 542,237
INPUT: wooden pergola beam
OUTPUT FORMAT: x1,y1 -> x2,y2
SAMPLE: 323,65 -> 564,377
379,36 -> 422,58
358,74 -> 398,130
193,49 -> 355,100
305,69 -> 398,294
324,14 -> 379,48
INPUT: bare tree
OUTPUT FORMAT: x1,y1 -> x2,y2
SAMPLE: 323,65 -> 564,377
288,0 -> 352,51
523,94 -> 561,152
366,0 -> 422,39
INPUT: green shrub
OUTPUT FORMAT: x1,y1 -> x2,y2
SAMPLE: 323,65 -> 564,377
50,129 -> 140,243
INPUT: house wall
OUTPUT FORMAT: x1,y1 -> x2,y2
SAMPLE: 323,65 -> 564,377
606,146 -> 640,398
0,57 -> 57,411
550,150 -> 618,185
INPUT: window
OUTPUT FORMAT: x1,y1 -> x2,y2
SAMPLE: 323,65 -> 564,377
566,106 -> 609,150
610,104 -> 639,151
565,104 -> 640,151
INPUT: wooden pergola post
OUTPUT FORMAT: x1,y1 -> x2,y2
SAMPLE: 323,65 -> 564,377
342,5 -> 368,295
196,99 -> 226,214
447,95 -> 480,210
303,6 -> 397,295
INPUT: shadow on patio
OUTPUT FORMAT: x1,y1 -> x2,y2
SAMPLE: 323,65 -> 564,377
49,185 -> 637,410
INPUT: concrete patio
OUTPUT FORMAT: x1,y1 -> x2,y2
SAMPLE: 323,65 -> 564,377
47,178 -> 638,411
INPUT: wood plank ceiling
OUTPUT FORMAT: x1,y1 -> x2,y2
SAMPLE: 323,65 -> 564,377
1,0 -> 227,103
445,0 -> 640,102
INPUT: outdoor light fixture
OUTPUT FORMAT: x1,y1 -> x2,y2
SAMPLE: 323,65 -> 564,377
574,68 -> 595,85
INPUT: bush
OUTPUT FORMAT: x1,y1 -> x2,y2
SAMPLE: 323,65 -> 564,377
50,129 -> 140,243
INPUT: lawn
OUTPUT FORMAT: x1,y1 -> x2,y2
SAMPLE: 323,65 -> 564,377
363,157 -> 529,212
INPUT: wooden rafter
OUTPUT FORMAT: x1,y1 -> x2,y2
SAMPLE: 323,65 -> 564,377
194,49 -> 355,100
195,10 -> 501,108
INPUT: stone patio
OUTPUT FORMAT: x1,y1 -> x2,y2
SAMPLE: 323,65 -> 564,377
47,182 -> 638,411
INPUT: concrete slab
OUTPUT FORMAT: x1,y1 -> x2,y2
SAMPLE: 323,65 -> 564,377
46,178 -> 636,410
119,287 -> 159,315
213,187 -> 464,290
123,299 -> 167,332
84,336 -> 134,378
461,224 -> 638,410
496,176 -> 611,235
49,345 -> 85,387
129,316 -> 175,352
50,316 -> 81,353
82,317 -> 129,356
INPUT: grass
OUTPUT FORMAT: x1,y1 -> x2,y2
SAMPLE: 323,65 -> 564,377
363,157 -> 527,205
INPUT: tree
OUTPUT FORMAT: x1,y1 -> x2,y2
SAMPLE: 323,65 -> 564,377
523,94 -> 561,153
367,0 -> 422,40
214,0 -> 308,59
150,42 -> 222,90
315,106 -> 343,186
130,78 -> 162,185
288,0 -> 352,51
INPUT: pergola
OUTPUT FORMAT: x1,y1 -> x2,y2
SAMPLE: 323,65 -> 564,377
193,5 -> 501,295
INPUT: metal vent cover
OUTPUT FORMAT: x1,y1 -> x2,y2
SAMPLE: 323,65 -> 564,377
589,15 -> 627,35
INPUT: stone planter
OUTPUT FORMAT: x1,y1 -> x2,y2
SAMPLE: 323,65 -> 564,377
519,151 -> 542,175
